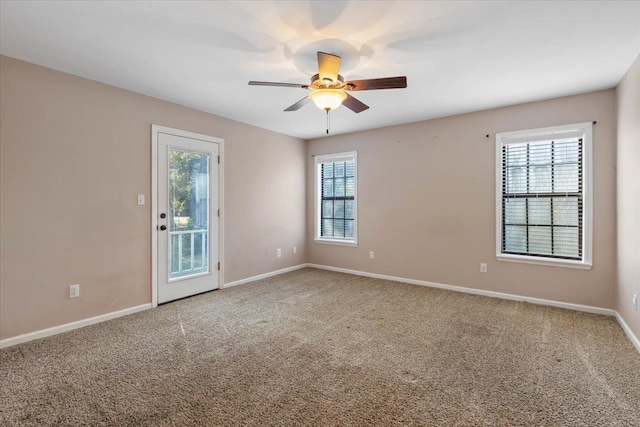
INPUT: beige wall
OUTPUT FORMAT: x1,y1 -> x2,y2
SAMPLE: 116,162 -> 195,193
0,56 -> 306,340
307,90 -> 617,309
616,55 -> 640,339
0,53 -> 629,343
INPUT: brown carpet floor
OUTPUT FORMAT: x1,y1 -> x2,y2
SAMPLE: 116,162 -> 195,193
1,267 -> 639,426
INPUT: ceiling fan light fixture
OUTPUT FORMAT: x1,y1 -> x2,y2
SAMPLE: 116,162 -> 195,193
309,89 -> 347,111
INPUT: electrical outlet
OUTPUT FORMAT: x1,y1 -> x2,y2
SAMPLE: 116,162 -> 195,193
369,251 -> 374,259
633,294 -> 637,311
276,248 -> 281,258
69,284 -> 80,298
480,263 -> 487,273
293,246 -> 297,254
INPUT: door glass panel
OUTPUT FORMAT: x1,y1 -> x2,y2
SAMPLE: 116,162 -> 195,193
168,149 -> 210,279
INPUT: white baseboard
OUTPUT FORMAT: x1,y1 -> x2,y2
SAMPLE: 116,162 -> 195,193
0,264 -> 309,349
615,312 -> 640,353
223,263 -> 637,353
4,265 -> 635,353
222,264 -> 308,289
307,264 -> 616,316
0,303 -> 152,349
311,261 -> 638,352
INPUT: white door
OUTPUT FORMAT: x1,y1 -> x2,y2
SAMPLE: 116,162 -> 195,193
155,129 -> 220,304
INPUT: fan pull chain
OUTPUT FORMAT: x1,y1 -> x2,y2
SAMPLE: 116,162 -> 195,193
325,108 -> 330,134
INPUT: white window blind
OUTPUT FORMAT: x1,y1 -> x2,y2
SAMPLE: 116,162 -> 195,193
502,138 -> 582,259
496,123 -> 592,269
315,152 -> 357,245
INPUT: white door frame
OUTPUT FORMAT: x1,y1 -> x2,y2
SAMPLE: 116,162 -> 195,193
151,125 -> 224,307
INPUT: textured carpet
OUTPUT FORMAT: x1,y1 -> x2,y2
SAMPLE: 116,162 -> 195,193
1,268 -> 639,426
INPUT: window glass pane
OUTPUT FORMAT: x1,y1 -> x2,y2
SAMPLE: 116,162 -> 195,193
528,198 -> 551,225
529,226 -> 552,255
333,220 -> 345,238
345,200 -> 354,219
505,145 -> 527,166
345,220 -> 355,238
346,160 -> 355,177
346,177 -> 355,197
504,198 -> 526,224
322,200 -> 333,218
554,140 -> 579,164
553,227 -> 580,257
506,167 -> 527,193
505,225 -> 526,253
322,219 -> 334,237
554,164 -> 579,192
553,198 -> 579,226
530,165 -> 552,192
334,162 -> 345,178
529,142 -> 552,165
333,200 -> 345,219
322,179 -> 333,197
323,163 -> 334,178
334,178 -> 345,197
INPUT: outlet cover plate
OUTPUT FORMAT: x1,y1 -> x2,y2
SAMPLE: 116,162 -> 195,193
69,284 -> 80,298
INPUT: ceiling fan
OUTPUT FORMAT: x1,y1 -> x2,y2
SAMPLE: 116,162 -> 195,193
249,51 -> 407,133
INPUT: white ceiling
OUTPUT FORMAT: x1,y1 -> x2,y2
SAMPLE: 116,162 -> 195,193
1,1 -> 639,140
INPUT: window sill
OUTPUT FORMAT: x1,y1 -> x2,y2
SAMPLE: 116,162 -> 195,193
314,238 -> 358,247
496,254 -> 592,270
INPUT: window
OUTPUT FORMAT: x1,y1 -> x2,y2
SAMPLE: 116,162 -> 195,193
496,122 -> 592,269
315,151 -> 357,246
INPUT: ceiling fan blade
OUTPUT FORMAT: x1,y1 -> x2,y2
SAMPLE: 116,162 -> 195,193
343,93 -> 369,113
249,81 -> 308,88
344,76 -> 407,91
284,96 -> 311,112
317,52 -> 341,83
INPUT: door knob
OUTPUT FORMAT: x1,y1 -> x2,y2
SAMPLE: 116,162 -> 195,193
160,225 -> 167,231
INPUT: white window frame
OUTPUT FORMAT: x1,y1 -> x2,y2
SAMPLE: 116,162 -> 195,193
314,151 -> 358,246
495,122 -> 593,270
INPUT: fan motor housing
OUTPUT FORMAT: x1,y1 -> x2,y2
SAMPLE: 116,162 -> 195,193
310,74 -> 348,90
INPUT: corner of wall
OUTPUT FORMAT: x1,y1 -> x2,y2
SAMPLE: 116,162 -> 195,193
614,54 -> 640,344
